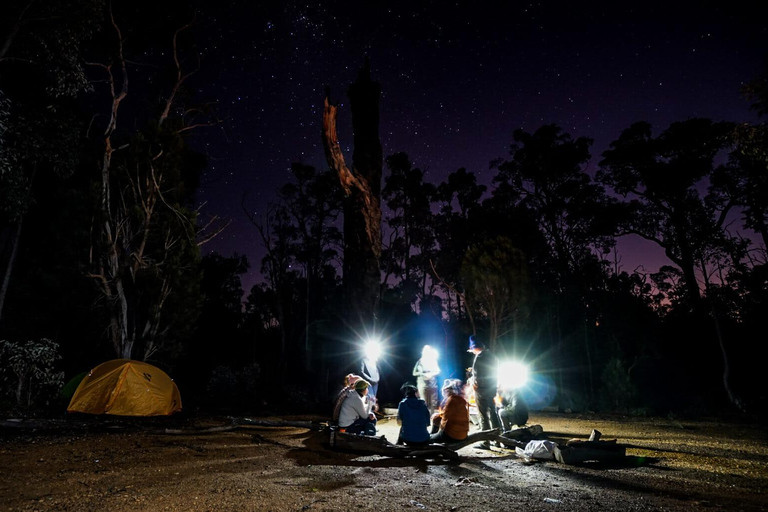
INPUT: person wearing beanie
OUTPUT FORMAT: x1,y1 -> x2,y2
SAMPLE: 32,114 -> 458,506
338,378 -> 376,435
429,379 -> 470,443
332,373 -> 363,423
396,383 -> 430,446
468,335 -> 501,448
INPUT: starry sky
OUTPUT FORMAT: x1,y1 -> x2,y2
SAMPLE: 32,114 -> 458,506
188,2 -> 767,292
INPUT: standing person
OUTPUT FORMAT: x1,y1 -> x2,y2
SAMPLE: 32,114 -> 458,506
430,379 -> 470,443
468,335 -> 500,448
361,342 -> 381,402
396,383 -> 430,446
412,345 -> 440,414
338,379 -> 377,435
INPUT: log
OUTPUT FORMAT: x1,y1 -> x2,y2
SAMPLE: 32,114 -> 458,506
233,417 -> 325,430
500,424 -> 544,441
331,431 -> 458,459
555,439 -> 626,465
444,428 -> 501,451
329,427 -> 543,459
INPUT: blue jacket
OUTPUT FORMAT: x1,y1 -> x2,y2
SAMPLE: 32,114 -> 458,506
397,396 -> 430,443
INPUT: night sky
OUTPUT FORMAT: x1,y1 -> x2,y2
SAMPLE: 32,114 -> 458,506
188,2 -> 767,291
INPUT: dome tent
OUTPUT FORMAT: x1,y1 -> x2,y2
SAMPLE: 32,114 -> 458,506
67,359 -> 181,416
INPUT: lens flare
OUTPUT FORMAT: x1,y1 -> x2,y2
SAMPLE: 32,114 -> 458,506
498,360 -> 529,389
364,339 -> 382,360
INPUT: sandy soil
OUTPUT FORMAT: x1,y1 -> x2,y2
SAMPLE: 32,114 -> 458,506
1,412 -> 767,512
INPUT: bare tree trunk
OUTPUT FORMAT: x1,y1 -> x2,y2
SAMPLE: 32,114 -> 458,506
322,61 -> 382,336
700,259 -> 744,412
0,219 -> 22,325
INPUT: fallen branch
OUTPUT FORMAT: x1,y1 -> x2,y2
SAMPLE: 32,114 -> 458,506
233,417 -> 325,430
329,425 -> 545,459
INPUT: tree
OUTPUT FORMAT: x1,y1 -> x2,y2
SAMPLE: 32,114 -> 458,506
85,7 -> 216,360
432,167 -> 487,322
381,152 -> 436,302
243,163 -> 343,385
492,125 -> 612,286
0,0 -> 101,324
461,237 -> 529,351
275,163 -> 342,354
491,124 -> 614,409
322,61 -> 383,339
597,119 -> 736,306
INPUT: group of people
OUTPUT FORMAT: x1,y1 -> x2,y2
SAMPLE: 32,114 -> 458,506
333,335 -> 529,448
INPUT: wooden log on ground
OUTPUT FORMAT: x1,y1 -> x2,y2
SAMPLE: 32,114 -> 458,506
159,425 -> 239,435
555,438 -> 626,465
331,431 -> 459,459
444,428 -> 501,450
498,424 -> 543,445
234,417 -> 325,430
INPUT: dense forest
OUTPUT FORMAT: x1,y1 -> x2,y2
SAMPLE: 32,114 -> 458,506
1,2 -> 766,418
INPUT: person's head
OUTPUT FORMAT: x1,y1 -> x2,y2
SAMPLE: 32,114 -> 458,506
442,378 -> 461,397
354,379 -> 370,396
400,383 -> 418,398
345,373 -> 362,387
421,344 -> 438,364
468,335 -> 485,354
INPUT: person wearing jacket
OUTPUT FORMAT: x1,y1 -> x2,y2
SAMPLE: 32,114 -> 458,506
396,383 -> 431,446
429,379 -> 470,443
468,335 -> 501,448
412,345 -> 440,415
338,379 -> 377,435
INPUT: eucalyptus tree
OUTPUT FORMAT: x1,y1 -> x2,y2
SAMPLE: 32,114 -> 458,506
275,163 -> 343,356
597,119 -> 736,307
492,125 -> 612,285
598,119 -> 748,410
322,62 -> 383,337
432,167 -> 487,322
381,152 -> 437,303
0,0 -> 102,324
85,5 -> 219,361
490,124 -> 614,408
460,237 -> 529,351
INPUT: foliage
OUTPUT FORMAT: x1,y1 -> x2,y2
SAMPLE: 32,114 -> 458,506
381,153 -> 437,302
492,124 -> 613,286
0,338 -> 64,409
461,237 -> 529,350
597,119 -> 737,305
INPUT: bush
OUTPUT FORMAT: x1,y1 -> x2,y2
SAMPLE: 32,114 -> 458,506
0,338 -> 65,410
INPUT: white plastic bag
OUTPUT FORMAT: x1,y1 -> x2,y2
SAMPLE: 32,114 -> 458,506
515,440 -> 557,460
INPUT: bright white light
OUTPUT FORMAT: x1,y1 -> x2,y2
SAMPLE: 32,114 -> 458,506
364,339 -> 382,361
421,345 -> 439,372
498,360 -> 529,389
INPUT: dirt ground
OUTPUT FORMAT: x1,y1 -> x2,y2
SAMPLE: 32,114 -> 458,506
1,411 -> 767,512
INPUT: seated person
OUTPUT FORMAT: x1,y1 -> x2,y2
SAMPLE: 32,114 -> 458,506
497,387 -> 529,431
396,383 -> 430,446
429,379 -> 470,444
332,373 -> 363,423
338,379 -> 377,435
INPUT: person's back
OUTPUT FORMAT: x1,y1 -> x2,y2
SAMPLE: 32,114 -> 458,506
430,379 -> 470,443
472,347 -> 498,391
440,394 -> 470,441
397,393 -> 430,444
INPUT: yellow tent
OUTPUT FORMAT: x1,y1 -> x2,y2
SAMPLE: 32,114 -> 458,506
67,359 -> 182,416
